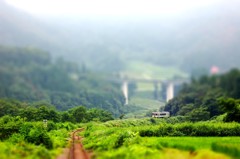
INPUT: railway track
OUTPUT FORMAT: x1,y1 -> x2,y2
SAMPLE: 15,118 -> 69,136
57,128 -> 91,159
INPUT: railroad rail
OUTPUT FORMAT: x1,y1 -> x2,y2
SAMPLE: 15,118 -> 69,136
57,128 -> 91,159
69,128 -> 90,159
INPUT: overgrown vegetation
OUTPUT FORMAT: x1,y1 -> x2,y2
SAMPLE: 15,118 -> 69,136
0,115 -> 78,159
165,69 -> 240,122
82,119 -> 240,159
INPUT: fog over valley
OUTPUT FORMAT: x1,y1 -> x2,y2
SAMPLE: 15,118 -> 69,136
1,0 -> 240,74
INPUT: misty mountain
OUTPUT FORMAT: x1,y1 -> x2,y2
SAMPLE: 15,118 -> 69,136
0,1 -> 49,46
1,0 -> 240,73
0,0 -> 70,57
0,45 -> 125,115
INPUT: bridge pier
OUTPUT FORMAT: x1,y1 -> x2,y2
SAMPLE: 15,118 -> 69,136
122,80 -> 129,105
120,79 -> 182,105
166,82 -> 174,102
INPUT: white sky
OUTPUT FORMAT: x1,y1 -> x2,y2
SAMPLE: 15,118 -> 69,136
6,0 -> 221,17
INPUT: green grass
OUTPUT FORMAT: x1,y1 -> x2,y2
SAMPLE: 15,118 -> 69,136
0,117 -> 78,159
129,98 -> 165,110
131,91 -> 155,99
121,61 -> 188,80
142,137 -> 240,150
0,141 -> 54,159
124,98 -> 165,118
136,82 -> 155,91
82,119 -> 240,159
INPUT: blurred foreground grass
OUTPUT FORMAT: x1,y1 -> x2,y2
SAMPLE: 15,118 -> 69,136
82,118 -> 240,159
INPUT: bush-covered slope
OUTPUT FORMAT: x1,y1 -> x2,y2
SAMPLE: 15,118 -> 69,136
0,45 -> 125,116
164,69 -> 240,122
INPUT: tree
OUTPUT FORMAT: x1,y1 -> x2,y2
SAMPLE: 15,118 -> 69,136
70,106 -> 87,123
86,108 -> 113,122
164,69 -> 240,121
218,98 -> 240,122
0,99 -> 21,117
188,107 -> 210,122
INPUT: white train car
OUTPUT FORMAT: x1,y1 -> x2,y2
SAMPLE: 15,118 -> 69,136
152,111 -> 170,118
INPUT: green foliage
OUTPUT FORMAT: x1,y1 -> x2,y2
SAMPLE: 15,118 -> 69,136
188,107 -> 210,122
0,46 -> 125,116
0,141 -> 52,159
55,122 -> 77,131
25,126 -> 53,149
48,129 -> 68,148
0,99 -> 114,124
0,115 -> 25,139
96,145 -> 161,159
114,131 -> 140,148
84,119 -> 240,145
86,108 -> 114,122
6,133 -> 25,143
59,106 -> 114,123
0,118 -> 52,149
0,99 -> 21,117
0,115 -> 77,151
138,122 -> 240,137
18,105 -> 61,122
82,120 -> 239,159
165,69 -> 240,122
212,142 -> 240,158
218,98 -> 240,122
0,115 -> 79,158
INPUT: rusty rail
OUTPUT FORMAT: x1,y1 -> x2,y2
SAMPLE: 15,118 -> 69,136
68,128 -> 90,159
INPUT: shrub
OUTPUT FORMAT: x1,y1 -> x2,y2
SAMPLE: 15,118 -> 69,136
24,126 -> 53,149
20,122 -> 34,136
114,131 -> 139,148
7,133 -> 25,143
0,116 -> 24,139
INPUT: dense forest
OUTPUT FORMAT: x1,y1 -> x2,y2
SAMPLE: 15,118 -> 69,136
0,45 -> 125,117
0,99 -> 113,123
164,69 -> 240,122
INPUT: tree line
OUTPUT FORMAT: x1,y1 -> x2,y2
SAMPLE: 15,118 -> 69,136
0,99 -> 113,123
164,69 -> 240,122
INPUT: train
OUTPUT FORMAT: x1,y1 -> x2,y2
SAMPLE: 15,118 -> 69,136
152,111 -> 170,118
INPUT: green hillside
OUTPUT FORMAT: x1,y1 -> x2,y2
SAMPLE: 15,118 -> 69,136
121,61 -> 188,80
0,46 -> 125,117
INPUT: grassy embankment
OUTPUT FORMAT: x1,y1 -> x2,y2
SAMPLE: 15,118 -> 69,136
81,118 -> 240,159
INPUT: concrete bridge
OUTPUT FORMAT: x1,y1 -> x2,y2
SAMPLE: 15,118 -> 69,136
119,78 -> 188,105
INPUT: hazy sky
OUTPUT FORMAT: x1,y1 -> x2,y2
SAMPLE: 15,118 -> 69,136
6,0 -> 221,17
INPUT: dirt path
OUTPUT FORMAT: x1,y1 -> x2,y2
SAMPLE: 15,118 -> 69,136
57,128 -> 92,159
